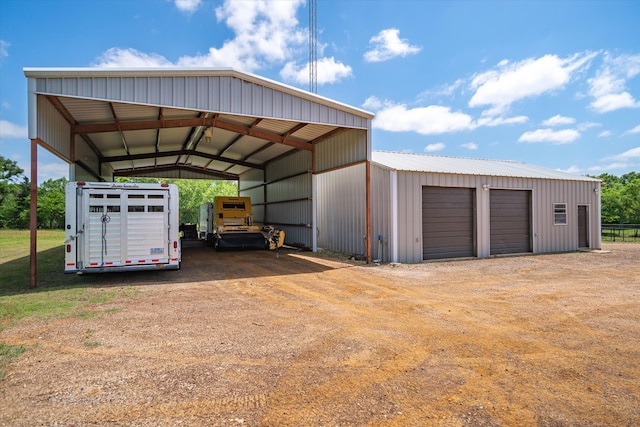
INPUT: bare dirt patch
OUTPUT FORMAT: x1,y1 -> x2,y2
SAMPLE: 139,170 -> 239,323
1,243 -> 639,426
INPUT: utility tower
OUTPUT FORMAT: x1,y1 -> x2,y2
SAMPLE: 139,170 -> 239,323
309,0 -> 317,93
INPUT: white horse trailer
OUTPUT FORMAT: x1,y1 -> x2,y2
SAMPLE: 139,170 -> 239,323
64,181 -> 181,273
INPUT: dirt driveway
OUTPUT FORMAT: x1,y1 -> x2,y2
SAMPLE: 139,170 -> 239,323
1,243 -> 639,426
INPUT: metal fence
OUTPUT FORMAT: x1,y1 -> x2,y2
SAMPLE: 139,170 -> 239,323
601,224 -> 640,242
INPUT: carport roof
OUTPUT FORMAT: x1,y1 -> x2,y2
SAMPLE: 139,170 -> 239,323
24,67 -> 373,181
372,150 -> 600,182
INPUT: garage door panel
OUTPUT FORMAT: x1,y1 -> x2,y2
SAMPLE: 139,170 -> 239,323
422,186 -> 475,260
490,189 -> 531,255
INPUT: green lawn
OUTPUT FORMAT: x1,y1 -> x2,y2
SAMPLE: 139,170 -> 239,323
0,230 -> 137,376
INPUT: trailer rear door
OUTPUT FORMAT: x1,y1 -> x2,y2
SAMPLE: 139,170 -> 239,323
82,188 -> 170,269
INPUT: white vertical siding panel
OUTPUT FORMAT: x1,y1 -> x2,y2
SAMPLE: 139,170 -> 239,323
147,77 -> 160,105
92,77 -> 107,99
316,164 -> 366,256
315,130 -> 367,171
251,83 -> 263,117
371,165 -> 391,261
37,96 -> 71,160
239,168 -> 264,191
33,75 -> 371,127
268,150 -> 311,180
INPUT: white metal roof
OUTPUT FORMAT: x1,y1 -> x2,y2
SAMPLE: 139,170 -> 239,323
24,67 -> 373,180
372,150 -> 600,182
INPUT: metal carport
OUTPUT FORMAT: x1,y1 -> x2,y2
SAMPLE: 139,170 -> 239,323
24,67 -> 374,287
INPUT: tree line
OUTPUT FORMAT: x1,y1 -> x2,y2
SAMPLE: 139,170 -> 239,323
0,156 -> 237,229
593,172 -> 640,224
2,155 -> 639,229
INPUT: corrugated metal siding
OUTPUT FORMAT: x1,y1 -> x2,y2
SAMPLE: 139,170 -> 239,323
249,150 -> 313,247
315,129 -> 367,172
37,96 -> 71,160
370,165 -> 391,262
390,169 -> 602,263
33,75 -> 370,127
316,163 -> 366,256
239,168 -> 264,191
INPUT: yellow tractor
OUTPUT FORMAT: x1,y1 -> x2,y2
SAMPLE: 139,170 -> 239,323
207,196 -> 285,251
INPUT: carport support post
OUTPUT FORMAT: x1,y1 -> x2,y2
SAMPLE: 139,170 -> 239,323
29,138 -> 38,288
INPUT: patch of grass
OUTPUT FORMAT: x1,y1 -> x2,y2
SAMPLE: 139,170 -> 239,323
0,229 -> 91,292
83,341 -> 101,348
0,231 -> 139,333
75,310 -> 97,319
0,343 -> 28,379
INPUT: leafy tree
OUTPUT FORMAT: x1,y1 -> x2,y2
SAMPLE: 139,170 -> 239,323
0,156 -> 24,205
38,177 -> 68,229
596,172 -> 640,224
621,178 -> 640,224
0,156 -> 31,229
115,177 -> 238,224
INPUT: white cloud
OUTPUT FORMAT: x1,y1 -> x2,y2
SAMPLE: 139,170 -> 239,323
606,146 -> 640,161
174,0 -> 201,13
559,165 -> 583,175
372,101 -> 527,135
542,114 -> 575,126
362,96 -> 384,111
424,143 -> 445,152
576,122 -> 600,131
588,53 -> 640,113
590,92 -> 639,113
598,130 -> 613,138
518,128 -> 581,144
418,79 -> 465,100
461,142 -> 478,150
0,120 -> 27,139
626,125 -> 640,134
476,115 -> 528,127
280,57 -> 352,85
588,162 -> 635,172
94,0 -> 312,79
93,48 -> 173,67
0,40 -> 8,59
364,28 -> 421,63
469,52 -> 596,112
373,104 -> 473,135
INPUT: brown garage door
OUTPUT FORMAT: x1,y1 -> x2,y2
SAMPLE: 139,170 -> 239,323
422,186 -> 475,260
490,189 -> 531,255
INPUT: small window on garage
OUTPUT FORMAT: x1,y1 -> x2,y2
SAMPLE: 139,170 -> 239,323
554,203 -> 567,225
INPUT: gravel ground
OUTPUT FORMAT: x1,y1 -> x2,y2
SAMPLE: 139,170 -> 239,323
1,243 -> 639,426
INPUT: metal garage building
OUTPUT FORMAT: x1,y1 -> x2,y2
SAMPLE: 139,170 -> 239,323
369,151 -> 602,263
23,67 -> 603,285
23,67 -> 374,286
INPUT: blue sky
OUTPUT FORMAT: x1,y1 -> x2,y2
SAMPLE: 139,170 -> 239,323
1,0 -> 639,184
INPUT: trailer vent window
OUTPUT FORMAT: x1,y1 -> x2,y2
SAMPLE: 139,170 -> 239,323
148,206 -> 164,212
107,194 -> 120,199
90,194 -> 104,199
89,206 -> 103,213
222,202 -> 245,210
128,206 -> 145,213
128,194 -> 144,199
554,203 -> 567,225
148,194 -> 164,199
107,206 -> 121,213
